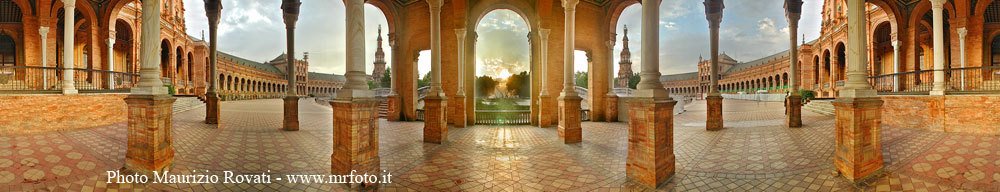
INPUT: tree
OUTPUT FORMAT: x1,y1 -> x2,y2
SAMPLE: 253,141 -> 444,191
504,71 -> 530,98
380,68 -> 392,88
628,72 -> 640,89
476,76 -> 497,97
574,71 -> 588,88
417,72 -> 432,88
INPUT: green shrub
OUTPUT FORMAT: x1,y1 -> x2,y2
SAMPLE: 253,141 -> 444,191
165,85 -> 176,95
799,90 -> 815,102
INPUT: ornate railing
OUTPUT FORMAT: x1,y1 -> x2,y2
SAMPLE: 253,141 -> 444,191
0,66 -> 138,94
416,109 -> 425,121
946,66 -> 1000,93
613,88 -> 635,96
373,88 -> 392,97
868,70 -> 935,94
416,86 -> 430,99
475,110 -> 530,125
868,67 -> 1000,95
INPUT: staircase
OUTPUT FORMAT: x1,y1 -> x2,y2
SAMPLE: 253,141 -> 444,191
803,100 -> 835,116
377,99 -> 388,118
173,96 -> 206,114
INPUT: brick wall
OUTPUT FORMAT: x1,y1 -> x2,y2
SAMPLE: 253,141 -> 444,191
0,94 -> 128,134
882,95 -> 1000,135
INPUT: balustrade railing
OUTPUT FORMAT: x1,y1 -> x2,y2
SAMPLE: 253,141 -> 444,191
0,66 -> 137,94
868,70 -> 935,94
946,66 -> 1000,93
475,110 -> 530,125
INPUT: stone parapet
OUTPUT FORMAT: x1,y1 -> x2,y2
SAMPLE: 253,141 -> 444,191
833,97 -> 884,183
881,95 -> 1000,135
0,94 -> 128,134
423,95 -> 448,143
558,95 -> 582,143
123,94 -> 176,175
626,97 -> 676,188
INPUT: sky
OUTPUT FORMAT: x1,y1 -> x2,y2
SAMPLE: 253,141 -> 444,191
184,0 -> 822,77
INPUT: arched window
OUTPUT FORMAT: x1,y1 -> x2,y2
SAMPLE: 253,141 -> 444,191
0,34 -> 14,67
992,36 -> 1000,66
0,0 -> 22,23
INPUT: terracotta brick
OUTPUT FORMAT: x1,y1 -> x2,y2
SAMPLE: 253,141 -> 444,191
204,92 -> 221,124
0,94 -> 128,134
605,95 -> 618,122
386,94 -> 401,121
626,97 -> 676,188
283,96 -> 300,131
706,95 -> 723,131
330,98 -> 380,178
423,95 -> 448,143
451,95 -> 467,128
882,95 -> 1000,135
833,97 -> 884,183
538,95 -> 555,128
786,95 -> 802,127
558,96 -> 582,144
123,95 -> 176,175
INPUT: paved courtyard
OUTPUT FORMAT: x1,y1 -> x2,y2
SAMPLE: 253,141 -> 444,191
2,98 -> 999,191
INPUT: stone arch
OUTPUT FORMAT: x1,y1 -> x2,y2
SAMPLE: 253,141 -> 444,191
160,39 -> 170,78
113,19 -> 135,73
607,0 -> 641,38
175,46 -> 183,80
836,42 -> 846,81
873,21 -> 893,75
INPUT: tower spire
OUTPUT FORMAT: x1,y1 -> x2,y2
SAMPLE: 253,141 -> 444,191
616,25 -> 634,88
372,25 -> 387,87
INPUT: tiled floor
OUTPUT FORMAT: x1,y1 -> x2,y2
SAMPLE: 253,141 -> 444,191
2,98 -> 999,191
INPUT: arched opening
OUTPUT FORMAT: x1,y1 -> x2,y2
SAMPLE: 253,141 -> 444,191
0,33 -> 13,67
160,40 -> 170,78
574,50 -> 591,120
836,43 -> 846,83
992,36 -> 1000,66
872,22 -> 893,75
175,47 -> 183,81
813,56 -> 820,87
823,50 -> 831,88
471,9 -> 532,124
187,52 -> 194,85
113,19 -> 134,73
612,4 -> 641,89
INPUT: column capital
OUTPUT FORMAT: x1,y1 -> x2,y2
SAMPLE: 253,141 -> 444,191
891,39 -> 900,47
455,28 -> 466,37
539,28 -> 550,39
957,27 -> 967,37
107,38 -> 115,45
39,27 -> 49,36
784,0 -> 803,15
281,0 -> 302,26
61,0 -> 75,8
205,0 -> 223,24
703,0 -> 725,15
929,0 -> 945,9
427,0 -> 443,9
607,39 -> 615,48
561,0 -> 580,10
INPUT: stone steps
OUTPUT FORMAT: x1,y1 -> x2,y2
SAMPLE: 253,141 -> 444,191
377,100 -> 388,118
803,100 -> 835,116
172,96 -> 206,114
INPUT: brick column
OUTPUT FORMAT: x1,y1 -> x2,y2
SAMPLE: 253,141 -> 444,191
833,0 -> 883,183
61,0 -> 77,94
332,1 -> 380,187
124,0 -> 174,175
538,29 -> 554,128
627,0 -> 675,187
605,40 -> 618,122
453,29 -> 467,128
282,0 -> 301,131
423,0 -> 448,143
204,0 -> 222,125
785,0 -> 803,128
558,0 -> 582,144
704,0 -> 724,131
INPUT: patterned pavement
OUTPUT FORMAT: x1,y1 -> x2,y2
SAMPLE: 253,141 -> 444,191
1,98 -> 999,191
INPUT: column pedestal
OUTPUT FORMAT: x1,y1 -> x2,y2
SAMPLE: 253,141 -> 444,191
123,95 -> 176,175
205,92 -> 221,124
558,95 -> 582,144
626,98 -> 676,188
706,95 -> 723,131
538,95 -> 554,127
386,94 -> 401,121
833,97 -> 884,183
331,98 -> 380,188
283,96 -> 299,131
605,94 -> 618,122
423,95 -> 448,143
452,95 -> 467,128
786,95 -> 802,128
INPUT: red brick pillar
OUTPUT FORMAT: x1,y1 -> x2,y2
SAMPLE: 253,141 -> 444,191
124,95 -> 176,174
558,96 -> 582,143
786,95 -> 802,127
605,94 -> 618,122
283,97 -> 299,131
452,95 -> 467,128
386,94 -> 401,121
330,98 -> 380,183
423,95 -> 448,143
538,95 -> 554,127
205,92 -> 221,124
706,95 -> 723,131
626,98 -> 676,187
833,97 -> 883,182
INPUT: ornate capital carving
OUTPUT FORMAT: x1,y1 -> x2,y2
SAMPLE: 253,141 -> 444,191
61,0 -> 76,8
703,0 -> 724,15
929,0 -> 945,9
957,27 -> 967,38
427,0 -> 443,9
282,0 -> 302,26
784,0 -> 803,14
562,0 -> 580,11
39,27 -> 49,36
